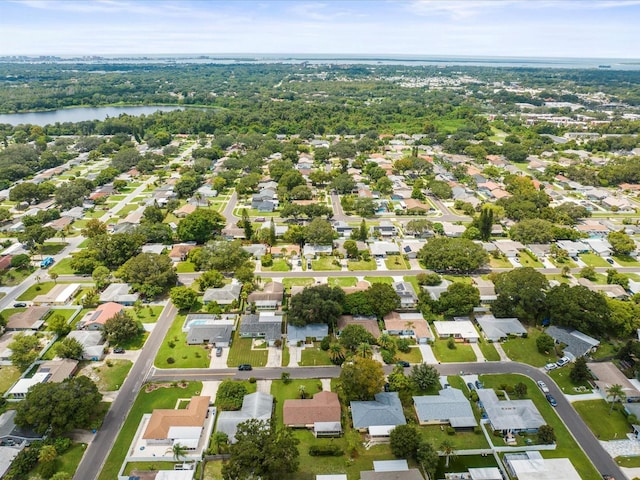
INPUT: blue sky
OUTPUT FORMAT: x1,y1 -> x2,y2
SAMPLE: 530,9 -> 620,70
1,0 -> 638,58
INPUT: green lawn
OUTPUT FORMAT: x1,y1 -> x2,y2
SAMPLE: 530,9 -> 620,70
282,277 -> 315,288
17,281 -> 56,301
489,257 -> 512,268
41,242 -> 68,255
479,374 -> 600,480
49,257 -> 78,275
0,267 -> 36,286
579,252 -> 611,267
547,368 -> 592,394
262,259 -> 291,272
545,273 -> 571,284
363,276 -> 393,285
573,400 -> 631,440
616,456 -> 640,468
226,333 -> 268,367
127,305 -> 164,324
328,277 -> 358,287
282,345 -> 290,366
30,442 -> 87,479
311,257 -> 341,271
396,346 -> 423,364
92,360 -> 133,391
98,382 -> 202,480
385,255 -> 408,270
117,204 -> 140,218
0,366 -> 20,394
432,339 -> 477,363
477,338 -> 500,361
502,328 -> 559,367
299,346 -> 333,366
347,259 -> 377,271
117,331 -> 149,351
203,461 -> 224,480
176,261 -> 196,273
419,425 -> 489,452
154,314 -> 210,369
613,255 -> 640,266
518,253 -> 543,268
271,378 -> 323,423
403,276 -> 421,294
549,257 -> 578,268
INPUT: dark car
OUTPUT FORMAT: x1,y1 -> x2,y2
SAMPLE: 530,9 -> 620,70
13,302 -> 27,308
113,347 -> 125,354
546,394 -> 557,407
607,258 -> 615,264
238,364 -> 252,371
475,380 -> 483,389
397,361 -> 410,368
467,382 -> 476,391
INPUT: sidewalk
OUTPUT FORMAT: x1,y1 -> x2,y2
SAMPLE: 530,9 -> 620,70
470,343 -> 486,362
493,343 -> 511,361
418,344 -> 438,364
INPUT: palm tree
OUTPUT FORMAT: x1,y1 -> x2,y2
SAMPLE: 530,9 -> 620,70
172,442 -> 188,462
377,333 -> 395,351
298,384 -> 307,399
439,439 -> 456,468
606,384 -> 626,414
328,343 -> 346,364
211,431 -> 228,454
356,342 -> 373,359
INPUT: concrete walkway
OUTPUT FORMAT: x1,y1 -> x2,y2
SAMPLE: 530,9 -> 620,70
256,379 -> 272,394
470,343 -> 486,362
418,344 -> 438,364
493,343 -> 511,361
320,378 -> 331,391
266,346 -> 282,367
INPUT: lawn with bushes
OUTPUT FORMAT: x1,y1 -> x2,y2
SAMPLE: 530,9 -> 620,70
348,259 -> 377,271
17,281 -> 56,301
299,344 -> 333,366
432,339 -> 477,363
573,399 -> 631,440
92,360 -> 133,391
547,367 -> 592,394
502,328 -> 559,367
154,314 -> 209,368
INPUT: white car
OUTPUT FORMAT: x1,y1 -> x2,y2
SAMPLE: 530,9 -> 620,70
556,356 -> 571,367
537,380 -> 550,393
544,363 -> 558,371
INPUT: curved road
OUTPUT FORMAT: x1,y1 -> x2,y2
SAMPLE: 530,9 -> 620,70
148,361 -> 622,480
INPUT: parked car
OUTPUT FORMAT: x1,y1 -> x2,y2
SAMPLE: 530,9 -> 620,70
397,361 -> 410,368
475,380 -> 484,389
606,258 -> 615,264
544,363 -> 558,371
13,302 -> 27,308
255,217 -> 266,222
537,380 -> 550,393
546,394 -> 557,407
113,347 -> 125,354
467,382 -> 476,391
215,347 -> 223,357
556,356 -> 571,367
238,364 -> 252,371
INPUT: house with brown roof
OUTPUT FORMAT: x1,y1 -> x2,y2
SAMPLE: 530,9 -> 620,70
142,396 -> 212,453
283,391 -> 342,436
36,359 -> 78,383
337,315 -> 381,338
78,302 -> 124,330
6,307 -> 50,331
174,203 -> 197,218
383,312 -> 433,344
247,282 -> 284,310
169,243 -> 197,262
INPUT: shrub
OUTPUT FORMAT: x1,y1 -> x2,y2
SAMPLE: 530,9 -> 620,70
396,338 -> 411,353
320,336 -> 331,351
309,445 -> 344,456
166,357 -> 175,364
249,377 -> 256,383
381,349 -> 396,364
261,254 -> 273,267
446,427 -> 456,435
447,337 -> 456,349
168,340 -> 175,348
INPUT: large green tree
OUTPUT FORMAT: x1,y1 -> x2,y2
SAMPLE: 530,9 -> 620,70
287,285 -> 345,327
417,237 -> 488,273
339,357 -> 385,401
434,282 -> 480,316
117,252 -> 178,297
8,333 -> 41,372
54,337 -> 85,360
304,217 -> 335,245
608,230 -> 636,256
170,286 -> 199,311
103,310 -> 142,344
546,284 -> 610,335
222,419 -> 300,480
177,208 -> 225,244
390,425 -> 420,458
492,267 -> 549,323
409,363 -> 440,391
339,324 -> 376,352
15,376 -> 102,436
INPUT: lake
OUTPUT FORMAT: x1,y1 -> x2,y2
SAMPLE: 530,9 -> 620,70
0,105 -> 185,126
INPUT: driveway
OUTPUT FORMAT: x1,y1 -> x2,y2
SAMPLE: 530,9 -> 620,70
266,346 -> 282,367
209,346 -> 230,369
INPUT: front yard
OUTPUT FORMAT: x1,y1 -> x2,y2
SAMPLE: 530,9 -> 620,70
573,399 -> 631,440
547,367 -> 592,394
299,344 -> 333,366
579,252 -> 611,267
477,338 -> 501,361
311,256 -> 341,271
90,360 -> 134,391
226,332 -> 268,367
502,328 -> 559,367
432,339 -> 477,363
385,255 -> 409,270
347,259 -> 377,271
16,281 -> 56,301
154,314 -> 210,369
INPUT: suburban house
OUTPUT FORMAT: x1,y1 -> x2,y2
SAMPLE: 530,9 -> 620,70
383,312 -> 433,344
581,237 -> 612,256
351,392 -> 406,435
371,221 -> 396,237
0,410 -> 43,448
182,314 -> 236,346
168,243 -> 197,262
555,240 -> 590,257
504,452 -> 581,480
476,389 -> 544,434
413,388 -> 477,429
433,319 -> 480,343
392,282 -> 418,309
174,203 -> 197,218
545,326 -> 600,360
32,283 -> 81,305
5,306 -> 50,331
283,391 -> 342,436
246,282 -> 284,310
78,302 -> 124,331
475,314 -> 527,342
99,283 -> 139,305
140,396 -> 213,457
494,239 -> 525,258
400,240 -> 425,258
424,279 -> 452,301
251,188 -> 278,212
588,362 -> 640,403
370,241 -> 400,257
239,312 -> 283,346
334,221 -> 355,237
337,315 -> 381,339
360,460 -> 424,480
216,392 -> 273,443
287,323 -> 329,346
66,330 -> 107,361
202,283 -> 242,306
577,277 -> 628,299
473,277 -> 497,303
35,358 -> 79,383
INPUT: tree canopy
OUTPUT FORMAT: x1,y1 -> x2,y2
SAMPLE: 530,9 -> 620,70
177,208 -> 225,244
287,285 -> 345,327
116,252 -> 178,297
492,267 -> 549,323
417,237 -> 488,273
339,357 -> 385,401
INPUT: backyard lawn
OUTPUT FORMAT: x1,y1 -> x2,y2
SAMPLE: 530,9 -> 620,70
154,314 -> 210,369
579,252 -> 611,267
226,333 -> 268,367
311,257 -> 341,271
203,461 -> 224,480
479,374 -> 600,480
347,259 -> 377,271
547,367 -> 592,394
328,277 -> 358,287
385,255 -> 408,270
0,366 -> 20,394
17,281 -> 56,301
573,399 -> 631,440
97,382 -> 202,480
432,339 -> 477,363
271,378 -> 323,423
92,360 -> 133,391
29,442 -> 87,479
502,328 -> 559,367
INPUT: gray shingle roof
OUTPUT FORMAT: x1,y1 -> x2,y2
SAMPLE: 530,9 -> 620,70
351,392 -> 406,429
546,326 -> 599,359
239,313 -> 283,342
215,392 -> 273,443
476,314 -> 526,341
413,388 -> 477,428
477,389 -> 544,431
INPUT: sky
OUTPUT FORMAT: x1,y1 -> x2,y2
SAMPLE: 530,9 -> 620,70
1,0 -> 639,58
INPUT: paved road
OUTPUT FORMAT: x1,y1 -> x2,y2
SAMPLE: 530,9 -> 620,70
148,361 -> 623,480
73,303 -> 178,480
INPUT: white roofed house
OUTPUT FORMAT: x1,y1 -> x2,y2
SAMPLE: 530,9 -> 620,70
99,283 -> 139,306
433,318 -> 479,343
202,282 -> 242,306
477,389 -> 544,434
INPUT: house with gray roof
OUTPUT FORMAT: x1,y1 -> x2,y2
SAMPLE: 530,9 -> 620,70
546,326 -> 599,360
203,283 -> 242,306
66,330 -> 106,361
413,388 -> 477,429
287,323 -> 329,345
99,283 -> 139,306
393,281 -> 418,309
476,314 -> 526,342
239,312 -> 283,346
0,410 -> 43,449
477,389 -> 544,434
183,314 -> 236,346
351,392 -> 406,432
215,392 -> 273,443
